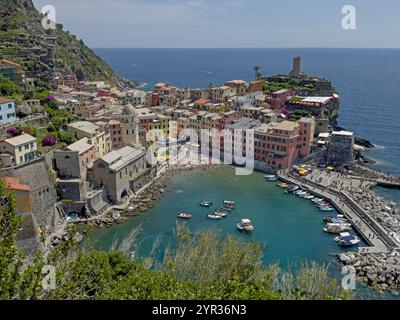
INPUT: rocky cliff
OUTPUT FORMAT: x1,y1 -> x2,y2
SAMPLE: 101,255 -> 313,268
0,0 -> 138,88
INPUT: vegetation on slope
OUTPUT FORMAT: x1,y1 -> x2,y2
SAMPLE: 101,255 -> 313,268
0,0 -> 126,86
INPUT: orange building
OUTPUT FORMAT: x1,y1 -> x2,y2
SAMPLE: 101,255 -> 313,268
1,177 -> 32,213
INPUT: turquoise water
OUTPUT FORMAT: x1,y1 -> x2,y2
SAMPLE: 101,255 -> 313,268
89,166 -> 363,266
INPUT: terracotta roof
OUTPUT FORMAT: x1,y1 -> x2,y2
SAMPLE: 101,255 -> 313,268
0,98 -> 14,104
195,99 -> 208,106
1,177 -> 31,191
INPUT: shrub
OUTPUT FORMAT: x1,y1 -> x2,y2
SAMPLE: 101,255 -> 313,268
42,136 -> 57,146
6,127 -> 17,137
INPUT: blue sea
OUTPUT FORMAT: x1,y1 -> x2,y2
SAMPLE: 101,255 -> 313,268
91,48 -> 400,299
95,48 -> 400,180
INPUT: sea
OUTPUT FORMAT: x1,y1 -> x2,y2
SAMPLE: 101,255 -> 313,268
89,48 -> 400,299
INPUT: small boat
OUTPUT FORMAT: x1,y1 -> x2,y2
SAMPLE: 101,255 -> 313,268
334,232 -> 352,242
286,185 -> 300,193
207,213 -> 222,220
214,211 -> 228,218
297,191 -> 309,198
326,220 -> 352,228
337,234 -> 361,247
237,219 -> 254,233
264,175 -> 278,182
224,200 -> 235,205
320,206 -> 335,212
177,213 -> 192,219
200,201 -> 213,207
277,182 -> 289,188
323,224 -> 352,234
304,194 -> 315,200
324,215 -> 347,223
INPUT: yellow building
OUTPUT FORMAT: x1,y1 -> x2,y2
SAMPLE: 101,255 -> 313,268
67,121 -> 111,158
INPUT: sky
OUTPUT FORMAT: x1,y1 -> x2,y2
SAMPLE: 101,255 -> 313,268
32,0 -> 400,48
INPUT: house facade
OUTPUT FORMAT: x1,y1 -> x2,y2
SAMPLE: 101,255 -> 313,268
0,134 -> 37,166
91,145 -> 148,203
0,98 -> 17,125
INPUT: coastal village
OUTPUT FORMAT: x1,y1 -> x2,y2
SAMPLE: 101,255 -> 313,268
1,52 -> 400,294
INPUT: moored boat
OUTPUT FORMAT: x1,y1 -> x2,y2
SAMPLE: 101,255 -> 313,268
320,206 -> 335,212
286,185 -> 300,193
324,215 -> 347,223
277,182 -> 289,188
214,210 -> 228,218
338,234 -> 361,247
264,175 -> 278,182
323,224 -> 352,234
237,219 -> 254,233
199,200 -> 213,207
224,200 -> 235,205
207,213 -> 222,220
177,213 -> 192,219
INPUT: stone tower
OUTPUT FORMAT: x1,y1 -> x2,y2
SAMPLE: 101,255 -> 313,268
120,104 -> 140,146
289,56 -> 301,78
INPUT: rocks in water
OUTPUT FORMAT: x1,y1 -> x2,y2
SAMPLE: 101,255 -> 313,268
338,250 -> 400,292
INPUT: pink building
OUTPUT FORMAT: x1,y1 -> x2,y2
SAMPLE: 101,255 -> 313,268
109,120 -> 123,150
254,117 -> 314,170
266,89 -> 296,110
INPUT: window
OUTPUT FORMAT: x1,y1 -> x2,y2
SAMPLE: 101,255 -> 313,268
0,115 -> 2,120
8,104 -> 12,109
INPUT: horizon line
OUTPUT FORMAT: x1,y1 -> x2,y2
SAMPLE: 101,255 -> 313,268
92,47 -> 400,50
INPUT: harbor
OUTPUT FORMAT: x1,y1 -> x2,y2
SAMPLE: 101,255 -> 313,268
277,166 -> 400,292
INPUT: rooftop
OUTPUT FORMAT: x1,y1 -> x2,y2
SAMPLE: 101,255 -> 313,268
2,134 -> 36,147
67,137 -> 94,155
0,97 -> 14,104
1,176 -> 31,191
100,145 -> 146,171
272,121 -> 299,132
68,121 -> 100,135
228,117 -> 261,130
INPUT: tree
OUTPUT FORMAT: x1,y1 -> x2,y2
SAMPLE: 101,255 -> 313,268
0,182 -> 44,299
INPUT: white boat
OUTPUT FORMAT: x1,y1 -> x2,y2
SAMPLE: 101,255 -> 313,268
207,214 -> 222,220
237,219 -> 254,233
200,201 -> 213,207
326,221 -> 352,228
264,175 -> 278,182
320,206 -> 335,212
336,234 -> 361,247
286,185 -> 299,193
304,194 -> 315,200
214,211 -> 228,218
224,200 -> 235,205
334,232 -> 352,242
